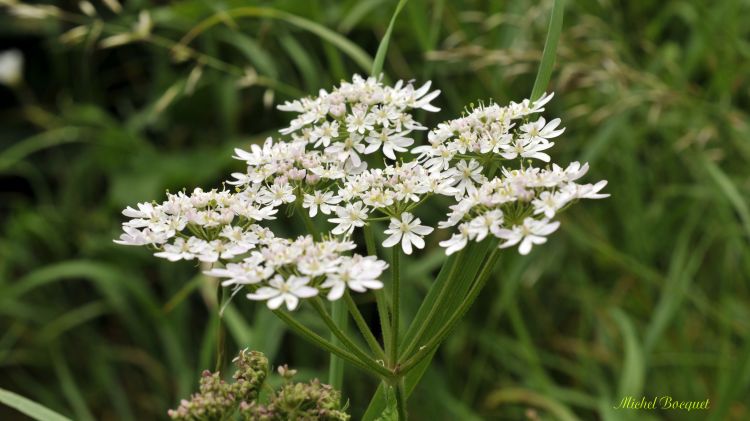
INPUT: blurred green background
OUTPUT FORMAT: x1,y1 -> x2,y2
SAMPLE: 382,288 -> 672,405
1,0 -> 749,420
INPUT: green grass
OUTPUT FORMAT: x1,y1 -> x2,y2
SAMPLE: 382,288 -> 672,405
1,0 -> 749,419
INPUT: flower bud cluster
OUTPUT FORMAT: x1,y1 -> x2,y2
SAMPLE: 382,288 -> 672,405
168,349 -> 349,420
167,350 -> 268,420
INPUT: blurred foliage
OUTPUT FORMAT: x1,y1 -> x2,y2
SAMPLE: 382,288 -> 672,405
1,0 -> 749,420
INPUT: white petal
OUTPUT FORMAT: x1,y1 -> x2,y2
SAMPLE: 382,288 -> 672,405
382,232 -> 402,248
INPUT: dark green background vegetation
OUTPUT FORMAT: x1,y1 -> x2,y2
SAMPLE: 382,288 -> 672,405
1,0 -> 749,419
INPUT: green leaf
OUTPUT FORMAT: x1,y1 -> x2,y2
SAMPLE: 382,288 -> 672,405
0,388 -> 72,421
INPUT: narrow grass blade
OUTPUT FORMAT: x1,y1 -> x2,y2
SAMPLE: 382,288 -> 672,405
484,387 -> 580,421
610,309 -> 645,398
0,388 -> 72,421
371,0 -> 409,76
177,7 -> 373,73
530,0 -> 565,101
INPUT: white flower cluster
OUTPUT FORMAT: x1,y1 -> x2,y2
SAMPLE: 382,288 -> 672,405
277,74 -> 440,167
205,236 -> 387,310
116,75 -> 609,310
416,94 -> 609,255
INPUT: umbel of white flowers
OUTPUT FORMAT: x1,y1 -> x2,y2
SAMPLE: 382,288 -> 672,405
115,75 -> 608,311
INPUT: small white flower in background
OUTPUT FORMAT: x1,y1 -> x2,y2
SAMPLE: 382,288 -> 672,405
0,49 -> 23,87
496,217 -> 561,255
383,212 -> 434,255
246,275 -> 318,311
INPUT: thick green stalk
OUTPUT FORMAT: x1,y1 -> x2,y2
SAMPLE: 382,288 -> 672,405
389,246 -> 401,365
395,378 -> 408,420
345,292 -> 386,360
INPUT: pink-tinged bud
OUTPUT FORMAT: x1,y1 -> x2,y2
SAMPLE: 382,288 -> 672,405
305,173 -> 320,185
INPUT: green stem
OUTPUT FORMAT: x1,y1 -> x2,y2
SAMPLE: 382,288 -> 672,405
310,299 -> 393,379
397,248 -> 501,375
272,309 -> 387,378
395,378 -> 408,421
389,246 -> 401,365
345,292 -> 386,360
214,283 -> 227,372
329,300 -> 347,391
364,225 -> 392,356
399,250 -> 464,358
297,202 -> 320,240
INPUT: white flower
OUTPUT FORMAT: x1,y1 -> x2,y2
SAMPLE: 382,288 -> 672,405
520,117 -> 565,143
261,183 -> 296,206
154,237 -> 198,261
246,275 -> 318,311
495,217 -> 560,255
467,209 -> 504,241
450,159 -> 485,197
346,107 -> 375,134
204,258 -> 273,286
0,49 -> 23,86
329,202 -> 369,235
499,137 -> 555,162
321,255 -> 387,301
439,223 -> 471,255
573,180 -> 610,199
532,190 -> 572,218
302,191 -> 342,217
382,212 -> 434,254
364,129 -> 414,160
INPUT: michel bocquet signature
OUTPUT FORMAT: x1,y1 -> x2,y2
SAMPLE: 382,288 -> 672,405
614,396 -> 710,411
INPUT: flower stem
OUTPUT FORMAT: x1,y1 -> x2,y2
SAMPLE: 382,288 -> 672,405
400,250 -> 464,359
364,225 -> 392,356
272,309 -> 390,378
389,246 -> 401,366
310,298 -> 393,379
345,292 -> 386,360
296,202 -> 320,240
214,282 -> 227,372
329,300 -> 347,392
397,248 -> 501,375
